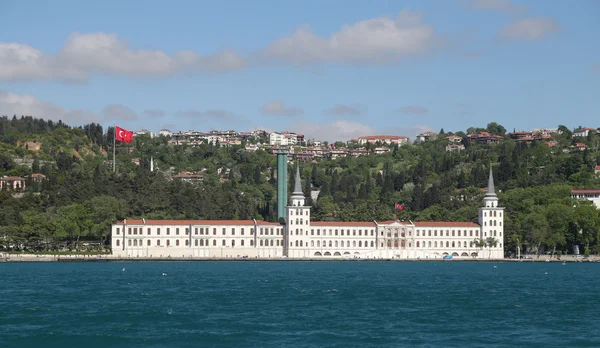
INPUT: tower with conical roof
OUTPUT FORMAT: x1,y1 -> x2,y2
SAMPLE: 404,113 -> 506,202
285,163 -> 311,257
478,165 -> 505,258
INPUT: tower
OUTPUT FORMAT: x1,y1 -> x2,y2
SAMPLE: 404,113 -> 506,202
285,163 -> 311,257
275,149 -> 289,220
478,166 -> 505,258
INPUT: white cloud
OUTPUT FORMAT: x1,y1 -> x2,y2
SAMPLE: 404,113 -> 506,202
399,106 -> 429,114
290,120 -> 376,142
103,104 -> 138,121
468,0 -> 528,14
0,91 -> 97,125
259,101 -> 303,117
324,104 -> 366,116
499,17 -> 560,41
144,109 -> 165,118
0,32 -> 246,82
262,10 -> 439,65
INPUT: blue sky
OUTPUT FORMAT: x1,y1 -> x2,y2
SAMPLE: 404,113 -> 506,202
0,0 -> 598,141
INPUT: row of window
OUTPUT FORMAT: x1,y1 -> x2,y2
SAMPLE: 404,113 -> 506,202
416,240 -> 502,248
117,238 -> 503,250
117,226 -> 284,236
117,226 -> 500,239
117,239 -> 283,248
483,211 -> 502,217
416,229 -> 479,237
289,209 -> 308,216
483,220 -> 501,227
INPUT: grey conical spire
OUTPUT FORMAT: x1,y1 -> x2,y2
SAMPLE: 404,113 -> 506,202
292,163 -> 303,195
485,165 -> 496,197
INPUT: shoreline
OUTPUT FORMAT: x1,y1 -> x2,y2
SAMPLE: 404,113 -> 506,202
1,254 -> 597,263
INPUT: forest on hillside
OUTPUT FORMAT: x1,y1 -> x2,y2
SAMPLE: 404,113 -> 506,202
1,115 -> 600,257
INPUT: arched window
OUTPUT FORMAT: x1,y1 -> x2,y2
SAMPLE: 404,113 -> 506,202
195,240 -> 199,246
213,240 -> 216,246
222,240 -> 226,246
295,219 -> 299,224
494,220 -> 497,226
446,241 -> 449,247
334,241 -> 338,247
157,240 -> 161,246
260,240 -> 263,246
295,240 -> 299,247
250,240 -> 254,246
167,240 -> 170,247
241,240 -> 244,246
133,240 -> 137,246
484,212 -> 487,217
353,241 -> 356,247
452,241 -> 455,247
231,240 -> 235,247
493,211 -> 497,217
371,241 -> 374,247
417,241 -> 420,247
428,241 -> 431,247
148,240 -> 151,246
317,241 -> 320,247
434,241 -> 437,247
359,241 -> 362,247
311,241 -> 314,247
176,240 -> 179,246
116,240 -> 120,246
300,218 -> 303,225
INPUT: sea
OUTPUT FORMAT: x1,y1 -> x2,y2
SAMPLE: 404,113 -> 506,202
1,261 -> 599,347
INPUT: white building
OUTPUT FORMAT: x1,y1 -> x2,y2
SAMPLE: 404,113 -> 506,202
111,167 -> 504,259
159,129 -> 173,137
571,189 -> 600,209
269,132 -> 298,146
358,135 -> 409,146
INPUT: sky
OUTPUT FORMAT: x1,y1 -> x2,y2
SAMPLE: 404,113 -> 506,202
0,0 -> 598,142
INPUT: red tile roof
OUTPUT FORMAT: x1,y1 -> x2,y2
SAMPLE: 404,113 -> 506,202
571,190 -> 600,194
311,221 -> 377,227
413,222 -> 480,227
117,219 -> 280,226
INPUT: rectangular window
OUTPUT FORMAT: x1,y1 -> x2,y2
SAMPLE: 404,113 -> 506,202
116,228 -> 120,235
167,228 -> 170,235
147,228 -> 151,235
185,228 -> 189,235
250,228 -> 254,235
241,228 -> 245,235
128,228 -> 132,235
157,228 -> 161,235
195,228 -> 198,235
270,228 -> 274,235
176,228 -> 180,235
133,228 -> 137,235
213,228 -> 216,235
232,228 -> 235,235
200,228 -> 204,235
311,229 -> 314,235
222,228 -> 226,235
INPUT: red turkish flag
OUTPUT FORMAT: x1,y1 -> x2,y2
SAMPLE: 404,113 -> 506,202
115,126 -> 133,143
395,203 -> 405,211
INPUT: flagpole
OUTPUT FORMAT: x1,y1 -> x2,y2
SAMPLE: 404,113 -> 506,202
113,125 -> 116,172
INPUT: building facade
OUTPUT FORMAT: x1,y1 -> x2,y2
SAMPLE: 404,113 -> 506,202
111,167 -> 505,259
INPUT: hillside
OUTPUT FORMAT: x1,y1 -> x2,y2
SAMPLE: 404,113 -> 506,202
1,115 -> 600,257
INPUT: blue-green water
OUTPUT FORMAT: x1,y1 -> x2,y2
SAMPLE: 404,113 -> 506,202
1,261 -> 599,347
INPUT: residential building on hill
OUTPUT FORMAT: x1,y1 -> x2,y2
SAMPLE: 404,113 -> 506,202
571,189 -> 600,209
111,167 -> 505,260
358,135 -> 409,146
